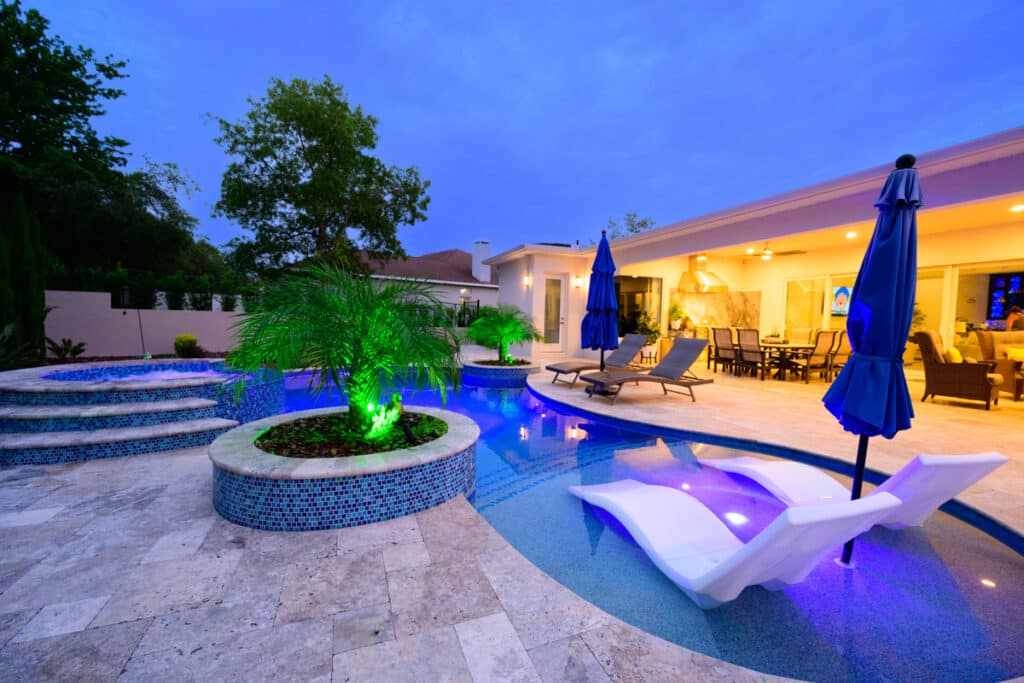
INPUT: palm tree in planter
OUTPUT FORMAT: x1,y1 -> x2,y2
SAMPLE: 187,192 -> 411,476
229,263 -> 461,445
466,305 -> 542,365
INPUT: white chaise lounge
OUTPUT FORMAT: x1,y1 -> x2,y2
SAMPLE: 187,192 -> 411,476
698,452 -> 1007,529
568,479 -> 900,608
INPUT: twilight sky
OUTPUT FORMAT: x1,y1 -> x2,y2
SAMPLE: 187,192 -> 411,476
30,1 -> 1024,257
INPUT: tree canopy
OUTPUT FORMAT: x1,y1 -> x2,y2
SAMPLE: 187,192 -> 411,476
0,0 -> 128,192
1,0 -> 237,311
604,211 -> 656,240
214,76 -> 430,274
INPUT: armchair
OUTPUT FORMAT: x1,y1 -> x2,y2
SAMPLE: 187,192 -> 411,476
916,331 -> 1002,410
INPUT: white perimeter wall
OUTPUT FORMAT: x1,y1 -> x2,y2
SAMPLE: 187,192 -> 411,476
45,290 -> 241,357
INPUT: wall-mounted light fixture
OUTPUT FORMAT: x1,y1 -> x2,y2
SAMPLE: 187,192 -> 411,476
745,247 -> 756,255
695,254 -> 708,262
459,287 -> 468,294
574,276 -> 583,288
522,274 -> 532,288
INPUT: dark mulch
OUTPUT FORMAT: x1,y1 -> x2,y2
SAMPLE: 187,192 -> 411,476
254,411 -> 448,458
473,359 -> 531,367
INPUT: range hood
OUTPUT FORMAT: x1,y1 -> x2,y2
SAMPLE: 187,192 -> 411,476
678,255 -> 728,293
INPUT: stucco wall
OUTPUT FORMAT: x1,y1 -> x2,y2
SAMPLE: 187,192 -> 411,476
45,290 -> 241,357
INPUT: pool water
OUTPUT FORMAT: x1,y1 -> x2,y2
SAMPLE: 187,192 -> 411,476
285,382 -> 1024,682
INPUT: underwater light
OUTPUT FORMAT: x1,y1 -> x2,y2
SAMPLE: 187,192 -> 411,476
724,512 -> 748,526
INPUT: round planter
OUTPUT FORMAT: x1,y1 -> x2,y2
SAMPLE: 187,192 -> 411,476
209,406 -> 479,531
461,360 -> 540,388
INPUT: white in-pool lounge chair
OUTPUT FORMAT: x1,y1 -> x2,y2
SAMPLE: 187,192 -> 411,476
698,452 -> 1007,529
568,479 -> 900,608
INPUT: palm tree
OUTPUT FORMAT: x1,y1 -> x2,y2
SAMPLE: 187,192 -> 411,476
466,305 -> 541,364
229,263 -> 460,441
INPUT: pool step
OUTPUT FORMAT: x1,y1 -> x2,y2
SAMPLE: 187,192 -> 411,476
0,398 -> 220,433
0,418 -> 238,466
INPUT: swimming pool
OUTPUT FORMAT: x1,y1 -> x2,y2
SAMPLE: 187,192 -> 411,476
285,382 -> 1024,682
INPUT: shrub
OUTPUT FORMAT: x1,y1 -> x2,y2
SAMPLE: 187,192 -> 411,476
465,305 -> 542,364
220,293 -> 237,312
45,337 -> 87,361
174,334 -> 202,357
229,264 -> 461,441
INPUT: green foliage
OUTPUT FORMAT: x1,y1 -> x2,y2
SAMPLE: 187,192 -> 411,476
634,312 -> 661,345
1,0 -> 129,190
213,76 -> 430,274
0,193 -> 45,365
229,264 -> 461,440
2,4 -> 230,288
668,301 -> 685,321
45,336 -> 86,361
174,334 -> 201,358
0,323 -> 34,370
465,306 -> 541,364
604,211 -> 655,241
220,293 -> 237,312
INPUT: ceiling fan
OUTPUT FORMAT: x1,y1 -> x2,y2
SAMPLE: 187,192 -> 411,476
746,242 -> 806,261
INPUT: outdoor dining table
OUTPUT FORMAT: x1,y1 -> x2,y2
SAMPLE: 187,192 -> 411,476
759,342 -> 815,380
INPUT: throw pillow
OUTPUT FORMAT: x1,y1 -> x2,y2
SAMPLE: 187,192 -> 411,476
1005,347 -> 1024,362
944,348 -> 963,364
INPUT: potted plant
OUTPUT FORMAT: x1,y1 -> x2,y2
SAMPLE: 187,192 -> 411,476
635,311 -> 661,357
903,302 -> 926,366
668,302 -> 685,331
228,262 -> 461,446
462,305 -> 542,387
213,263 -> 475,531
465,305 -> 542,366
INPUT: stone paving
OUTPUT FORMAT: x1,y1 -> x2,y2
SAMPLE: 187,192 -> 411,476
0,365 -> 1020,681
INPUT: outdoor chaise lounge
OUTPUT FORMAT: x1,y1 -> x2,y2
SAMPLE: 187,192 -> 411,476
698,451 -> 1007,528
545,333 -> 648,386
577,338 -> 713,403
568,479 -> 900,608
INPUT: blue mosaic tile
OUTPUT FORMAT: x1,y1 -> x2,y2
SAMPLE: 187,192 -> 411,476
0,427 -> 233,467
212,444 -> 477,531
0,404 -> 218,433
462,364 -> 538,388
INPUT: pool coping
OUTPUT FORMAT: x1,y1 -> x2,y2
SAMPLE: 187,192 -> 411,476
0,357 -> 231,393
208,406 -> 480,479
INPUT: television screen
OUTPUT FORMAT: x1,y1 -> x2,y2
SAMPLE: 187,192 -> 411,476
831,286 -> 851,316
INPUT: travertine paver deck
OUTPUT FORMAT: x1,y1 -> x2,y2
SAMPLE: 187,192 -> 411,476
0,367 -> 1020,681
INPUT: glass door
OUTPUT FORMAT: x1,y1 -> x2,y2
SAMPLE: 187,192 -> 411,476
541,275 -> 567,353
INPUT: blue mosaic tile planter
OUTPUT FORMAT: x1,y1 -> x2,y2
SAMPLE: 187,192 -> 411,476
461,362 -> 539,389
209,407 -> 479,531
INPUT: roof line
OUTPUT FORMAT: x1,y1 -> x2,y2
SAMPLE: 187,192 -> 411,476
369,274 -> 498,289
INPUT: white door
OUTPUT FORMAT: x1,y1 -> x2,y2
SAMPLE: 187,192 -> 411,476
539,274 -> 568,354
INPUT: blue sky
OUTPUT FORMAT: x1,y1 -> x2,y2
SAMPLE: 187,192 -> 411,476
30,1 -> 1024,257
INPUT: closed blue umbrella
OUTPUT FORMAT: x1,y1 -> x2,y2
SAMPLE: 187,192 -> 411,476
581,230 -> 619,371
823,154 -> 921,564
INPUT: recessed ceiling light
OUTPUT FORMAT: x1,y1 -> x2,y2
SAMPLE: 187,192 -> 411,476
760,253 -> 772,261
980,578 -> 996,588
1011,204 -> 1024,213
696,254 -> 708,261
745,247 -> 756,255
845,231 -> 857,239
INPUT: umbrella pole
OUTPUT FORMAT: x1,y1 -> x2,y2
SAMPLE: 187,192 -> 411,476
600,349 -> 606,373
840,434 -> 870,565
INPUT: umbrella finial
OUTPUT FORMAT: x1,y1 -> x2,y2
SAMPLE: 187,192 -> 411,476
895,154 -> 916,169
601,229 -> 606,237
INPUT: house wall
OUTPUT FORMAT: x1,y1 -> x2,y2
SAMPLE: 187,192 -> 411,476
495,252 -> 589,360
45,290 -> 241,357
